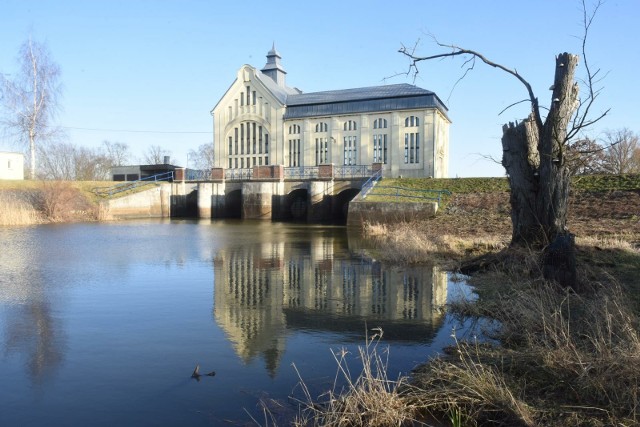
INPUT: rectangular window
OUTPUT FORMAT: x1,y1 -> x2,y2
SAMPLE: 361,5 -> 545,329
246,86 -> 251,106
383,134 -> 387,164
240,124 -> 244,154
410,133 -> 415,163
241,158 -> 244,168
404,132 -> 420,164
252,91 -> 256,105
228,158 -> 232,168
265,135 -> 269,153
404,134 -> 409,164
344,136 -> 357,165
240,92 -> 244,106
259,126 -> 263,154
234,128 -> 239,155
252,123 -> 256,154
228,137 -> 232,156
234,158 -> 238,168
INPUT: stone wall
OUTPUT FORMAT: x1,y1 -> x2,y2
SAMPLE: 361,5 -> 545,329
100,184 -> 171,219
346,200 -> 438,228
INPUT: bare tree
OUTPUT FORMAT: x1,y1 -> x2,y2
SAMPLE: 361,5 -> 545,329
102,140 -> 131,167
400,1 -> 607,249
38,141 -> 112,180
565,137 -> 606,176
38,141 -> 75,180
143,144 -> 171,165
0,38 -> 63,179
188,142 -> 215,171
601,128 -> 640,174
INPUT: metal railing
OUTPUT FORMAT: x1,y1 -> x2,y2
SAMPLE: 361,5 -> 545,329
369,186 -> 451,203
94,171 -> 174,197
225,168 -> 253,180
357,169 -> 383,200
186,169 -> 212,181
335,165 -> 374,178
284,166 -> 319,179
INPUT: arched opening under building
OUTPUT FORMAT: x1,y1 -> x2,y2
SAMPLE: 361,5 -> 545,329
284,189 -> 308,222
225,189 -> 242,218
333,188 -> 361,224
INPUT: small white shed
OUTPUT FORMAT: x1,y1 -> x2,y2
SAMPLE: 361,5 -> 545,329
0,152 -> 25,180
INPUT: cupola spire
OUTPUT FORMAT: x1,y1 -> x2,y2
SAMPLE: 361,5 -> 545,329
261,43 -> 287,87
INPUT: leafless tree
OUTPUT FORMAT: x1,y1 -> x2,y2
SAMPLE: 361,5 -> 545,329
0,38 -> 63,179
400,0 -> 607,249
600,128 -> 640,174
102,140 -> 131,167
143,144 -> 171,165
38,141 -> 112,180
188,142 -> 215,171
565,137 -> 606,176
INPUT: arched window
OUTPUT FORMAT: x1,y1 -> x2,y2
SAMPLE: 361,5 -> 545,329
315,122 -> 328,132
404,116 -> 419,127
289,124 -> 301,134
373,118 -> 387,129
343,120 -> 357,131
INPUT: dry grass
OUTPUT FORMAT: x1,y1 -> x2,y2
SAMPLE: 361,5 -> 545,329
0,192 -> 40,226
362,221 -> 507,264
0,181 -> 100,224
290,328 -> 421,427
412,271 -> 640,426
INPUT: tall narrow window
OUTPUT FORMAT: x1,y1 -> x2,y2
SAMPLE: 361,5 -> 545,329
315,137 -> 328,165
227,121 -> 270,168
404,116 -> 420,164
343,136 -> 357,165
372,117 -> 388,164
288,124 -> 301,167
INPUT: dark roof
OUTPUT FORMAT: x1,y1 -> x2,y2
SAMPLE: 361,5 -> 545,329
283,83 -> 449,120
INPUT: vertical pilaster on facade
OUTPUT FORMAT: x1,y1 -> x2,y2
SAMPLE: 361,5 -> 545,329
390,112 -> 401,178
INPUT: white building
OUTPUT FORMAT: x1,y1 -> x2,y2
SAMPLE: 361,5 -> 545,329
0,152 -> 24,180
211,46 -> 450,178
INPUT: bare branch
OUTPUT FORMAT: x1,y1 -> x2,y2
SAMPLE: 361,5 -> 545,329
399,39 -> 543,133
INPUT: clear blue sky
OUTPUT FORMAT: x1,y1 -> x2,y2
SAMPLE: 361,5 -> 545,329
1,0 -> 638,177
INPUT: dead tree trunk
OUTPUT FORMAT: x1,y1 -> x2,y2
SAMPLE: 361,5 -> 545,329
501,53 -> 580,247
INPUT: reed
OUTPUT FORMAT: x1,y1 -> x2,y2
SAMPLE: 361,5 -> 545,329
291,328 -> 420,427
0,192 -> 40,226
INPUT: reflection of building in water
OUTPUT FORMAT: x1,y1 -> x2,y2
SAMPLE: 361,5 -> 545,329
213,233 -> 447,374
213,242 -> 287,377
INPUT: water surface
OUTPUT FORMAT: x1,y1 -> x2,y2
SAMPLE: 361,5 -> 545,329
0,220 -> 471,426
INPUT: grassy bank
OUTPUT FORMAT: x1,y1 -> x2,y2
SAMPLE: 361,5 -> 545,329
0,180 -> 116,225
300,175 -> 640,426
0,180 -> 164,225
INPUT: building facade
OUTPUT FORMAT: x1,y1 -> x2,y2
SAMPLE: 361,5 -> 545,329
211,47 -> 450,178
0,152 -> 24,180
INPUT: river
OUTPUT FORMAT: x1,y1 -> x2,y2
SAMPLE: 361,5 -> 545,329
0,220 -> 473,426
